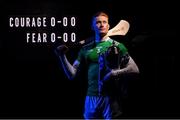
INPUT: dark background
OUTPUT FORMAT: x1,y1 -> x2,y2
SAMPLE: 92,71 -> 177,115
1,0 -> 179,118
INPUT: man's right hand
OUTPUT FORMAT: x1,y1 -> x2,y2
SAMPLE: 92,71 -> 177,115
54,45 -> 69,56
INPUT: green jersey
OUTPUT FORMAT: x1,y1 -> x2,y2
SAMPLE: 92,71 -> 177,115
76,38 -> 129,96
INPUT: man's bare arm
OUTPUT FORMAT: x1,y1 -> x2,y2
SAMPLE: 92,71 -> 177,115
112,56 -> 139,76
103,56 -> 139,81
55,45 -> 79,80
59,55 -> 79,80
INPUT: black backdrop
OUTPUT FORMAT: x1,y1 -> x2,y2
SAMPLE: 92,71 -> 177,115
1,0 -> 179,118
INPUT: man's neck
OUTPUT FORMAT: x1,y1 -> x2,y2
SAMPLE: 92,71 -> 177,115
95,34 -> 109,43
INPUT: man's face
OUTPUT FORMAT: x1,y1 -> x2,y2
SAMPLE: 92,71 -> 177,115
92,15 -> 110,35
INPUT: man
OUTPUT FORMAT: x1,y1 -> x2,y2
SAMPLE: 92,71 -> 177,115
55,11 -> 139,119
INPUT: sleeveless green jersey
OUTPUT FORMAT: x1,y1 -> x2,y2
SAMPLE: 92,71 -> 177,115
77,38 -> 128,96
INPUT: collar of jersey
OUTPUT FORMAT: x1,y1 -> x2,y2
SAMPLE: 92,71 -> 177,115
95,37 -> 111,43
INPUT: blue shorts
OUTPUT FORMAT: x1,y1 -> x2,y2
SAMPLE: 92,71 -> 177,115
83,96 -> 112,119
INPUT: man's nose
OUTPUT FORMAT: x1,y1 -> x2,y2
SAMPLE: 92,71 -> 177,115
100,23 -> 104,27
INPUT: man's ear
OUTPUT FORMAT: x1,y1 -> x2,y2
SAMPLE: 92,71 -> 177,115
108,24 -> 110,30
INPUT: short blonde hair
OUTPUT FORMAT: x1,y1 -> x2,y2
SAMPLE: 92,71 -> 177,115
91,11 -> 109,26
93,11 -> 109,19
